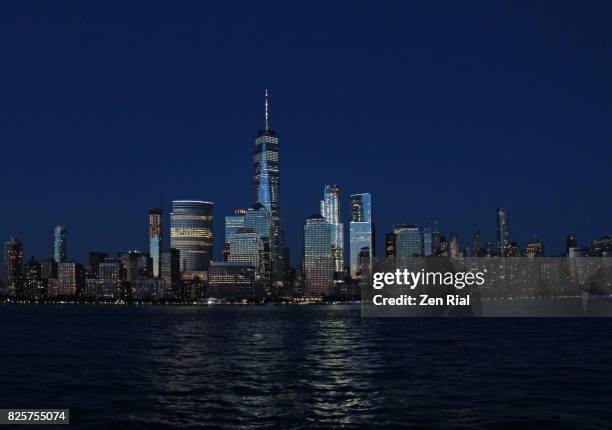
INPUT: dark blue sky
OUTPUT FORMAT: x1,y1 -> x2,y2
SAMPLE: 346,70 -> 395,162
1,1 -> 611,264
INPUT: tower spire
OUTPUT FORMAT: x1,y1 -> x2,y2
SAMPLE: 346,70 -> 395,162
264,89 -> 270,130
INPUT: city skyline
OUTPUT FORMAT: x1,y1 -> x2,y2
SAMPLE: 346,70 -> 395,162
1,87 -> 610,268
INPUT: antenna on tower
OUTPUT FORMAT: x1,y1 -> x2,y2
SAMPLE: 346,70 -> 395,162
264,89 -> 270,130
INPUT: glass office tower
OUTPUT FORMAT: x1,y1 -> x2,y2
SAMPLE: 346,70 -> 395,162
53,225 -> 67,263
225,211 -> 246,245
320,184 -> 344,283
303,215 -> 334,296
253,90 -> 283,279
3,236 -> 23,297
170,200 -> 213,273
349,193 -> 374,278
422,225 -> 433,256
228,228 -> 264,278
395,225 -> 423,257
149,208 -> 162,278
496,208 -> 510,257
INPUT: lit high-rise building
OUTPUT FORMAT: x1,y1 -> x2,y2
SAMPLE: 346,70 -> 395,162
303,215 -> 334,296
432,221 -> 441,255
3,236 -> 23,297
88,251 -> 108,279
120,251 -> 142,282
160,248 -> 181,296
99,260 -> 122,283
53,225 -> 67,263
99,259 -> 122,298
24,258 -> 46,300
224,209 -> 246,262
496,208 -> 510,257
253,90 -> 283,280
228,228 -> 264,277
349,193 -> 374,278
149,207 -> 162,278
449,233 -> 460,260
244,203 -> 272,240
526,235 -> 545,258
40,258 -> 57,280
170,200 -> 213,273
591,235 -> 612,257
57,261 -> 84,296
473,230 -> 482,257
395,225 -> 423,258
321,184 -> 344,283
225,209 -> 247,245
566,234 -> 578,254
422,225 -> 433,256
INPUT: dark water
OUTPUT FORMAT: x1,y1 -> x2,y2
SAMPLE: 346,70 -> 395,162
1,304 -> 611,429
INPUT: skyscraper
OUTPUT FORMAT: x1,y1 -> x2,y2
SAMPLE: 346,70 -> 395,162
88,251 -> 108,279
99,259 -> 122,296
224,209 -> 247,262
160,248 -> 180,296
449,233 -> 460,260
303,215 -> 334,296
526,235 -> 545,258
473,230 -> 482,257
53,225 -> 67,263
349,193 -> 374,278
432,221 -> 441,255
120,251 -> 142,282
24,258 -> 46,300
3,236 -> 23,297
496,208 -> 510,257
149,207 -> 162,278
225,209 -> 247,245
566,234 -> 578,254
422,225 -> 433,257
57,261 -> 84,296
170,200 -> 213,273
253,90 -> 283,280
320,184 -> 344,283
395,225 -> 423,258
228,228 -> 264,278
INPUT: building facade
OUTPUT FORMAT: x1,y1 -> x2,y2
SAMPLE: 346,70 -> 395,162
170,200 -> 213,273
496,208 -> 510,257
321,184 -> 344,284
253,90 -> 283,281
349,193 -> 374,278
395,225 -> 423,258
149,207 -> 162,278
228,228 -> 264,278
160,248 -> 181,297
207,262 -> 260,300
54,225 -> 67,263
526,235 -> 545,258
303,215 -> 334,296
3,237 -> 23,297
57,261 -> 84,296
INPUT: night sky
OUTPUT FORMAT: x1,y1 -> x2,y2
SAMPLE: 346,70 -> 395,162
1,1 -> 611,265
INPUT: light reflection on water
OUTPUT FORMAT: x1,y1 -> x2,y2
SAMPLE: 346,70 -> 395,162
1,304 -> 611,428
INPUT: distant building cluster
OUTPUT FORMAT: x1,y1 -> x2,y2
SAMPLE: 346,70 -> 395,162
1,92 -> 611,302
